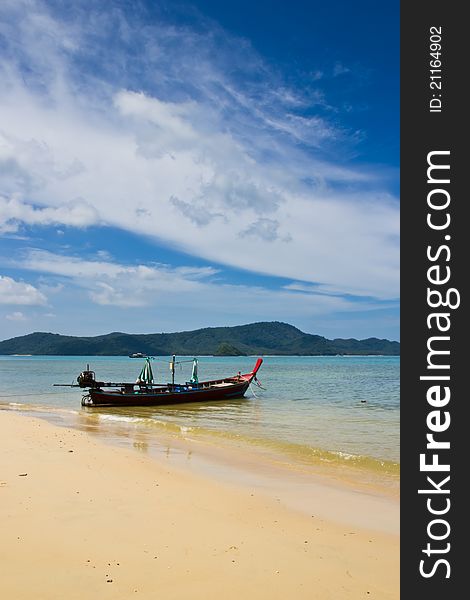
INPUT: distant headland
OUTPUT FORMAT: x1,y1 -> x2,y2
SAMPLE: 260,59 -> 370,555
0,322 -> 400,356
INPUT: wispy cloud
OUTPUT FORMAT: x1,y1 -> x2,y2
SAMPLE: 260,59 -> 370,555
12,249 -> 385,317
0,0 -> 399,303
17,249 -> 218,308
333,62 -> 351,77
6,311 -> 27,321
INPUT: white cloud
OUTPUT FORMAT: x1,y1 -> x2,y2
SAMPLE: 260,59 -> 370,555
0,1 -> 399,300
0,195 -> 99,233
6,311 -> 27,321
0,275 -> 47,305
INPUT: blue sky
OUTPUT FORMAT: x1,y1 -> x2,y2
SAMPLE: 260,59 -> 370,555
0,0 -> 399,341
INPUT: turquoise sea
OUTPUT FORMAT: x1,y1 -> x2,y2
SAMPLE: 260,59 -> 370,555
0,355 -> 399,475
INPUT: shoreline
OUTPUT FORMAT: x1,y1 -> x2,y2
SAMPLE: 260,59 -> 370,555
1,410 -> 399,599
2,400 -> 400,499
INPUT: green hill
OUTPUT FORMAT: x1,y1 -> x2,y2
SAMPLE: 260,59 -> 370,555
0,322 -> 400,356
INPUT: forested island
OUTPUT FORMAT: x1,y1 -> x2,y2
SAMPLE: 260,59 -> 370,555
0,321 -> 400,356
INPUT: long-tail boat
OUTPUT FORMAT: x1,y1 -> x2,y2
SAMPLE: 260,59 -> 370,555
55,356 -> 263,407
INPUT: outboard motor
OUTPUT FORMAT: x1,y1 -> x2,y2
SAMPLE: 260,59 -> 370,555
77,365 -> 97,388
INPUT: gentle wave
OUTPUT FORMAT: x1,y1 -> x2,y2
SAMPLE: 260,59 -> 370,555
97,414 -> 142,424
83,407 -> 399,476
1,400 -> 398,476
176,423 -> 400,475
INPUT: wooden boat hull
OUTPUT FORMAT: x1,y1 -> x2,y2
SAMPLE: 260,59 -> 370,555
81,358 -> 263,407
84,380 -> 251,407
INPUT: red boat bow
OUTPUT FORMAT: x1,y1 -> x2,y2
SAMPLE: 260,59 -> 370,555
240,357 -> 263,381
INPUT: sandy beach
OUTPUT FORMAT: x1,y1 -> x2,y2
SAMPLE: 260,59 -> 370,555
0,410 -> 399,599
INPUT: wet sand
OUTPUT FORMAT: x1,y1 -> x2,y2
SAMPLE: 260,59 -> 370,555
0,411 -> 399,599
